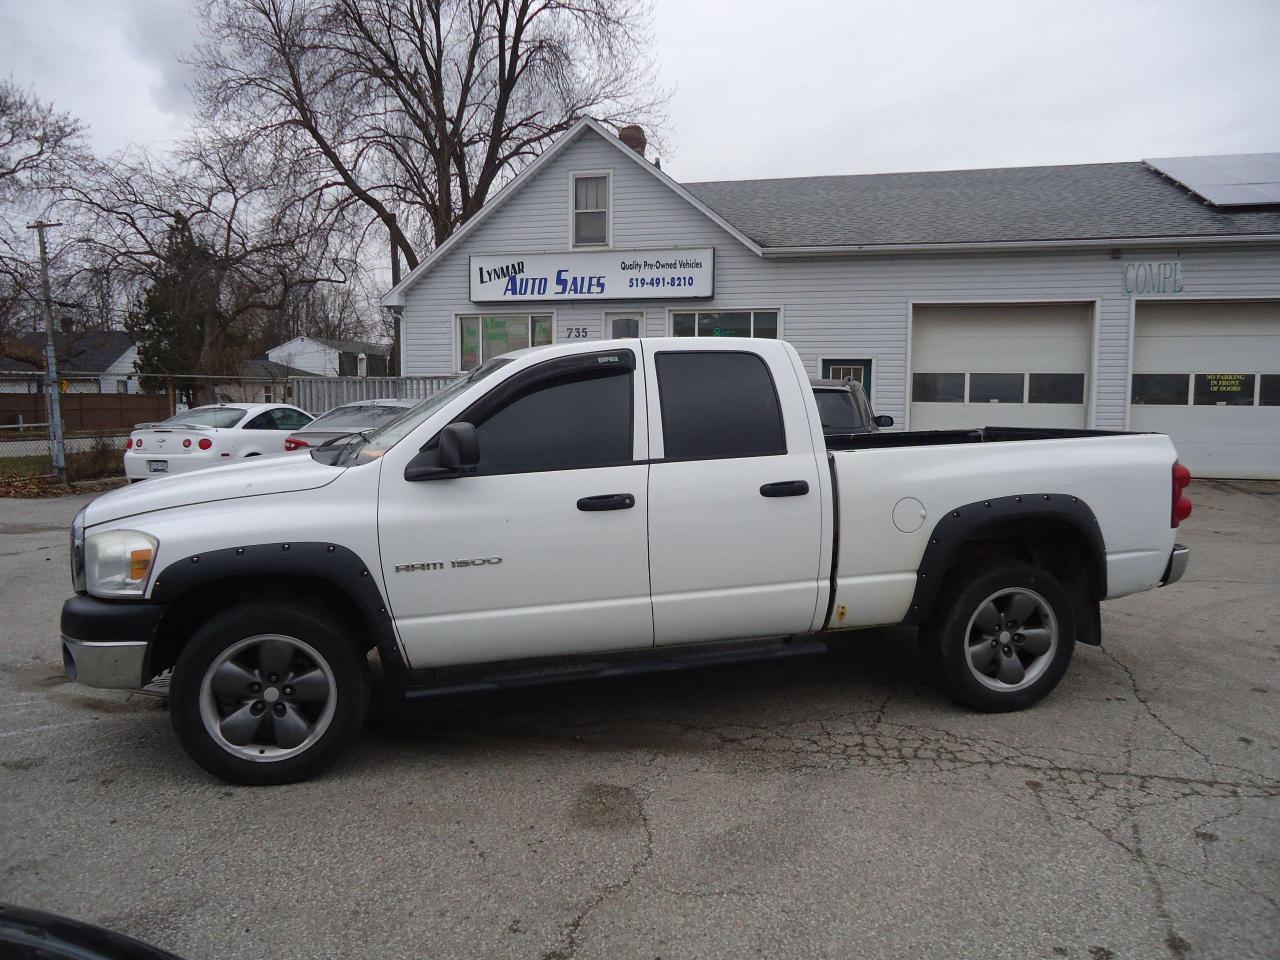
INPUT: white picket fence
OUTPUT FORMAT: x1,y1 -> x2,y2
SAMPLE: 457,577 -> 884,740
290,375 -> 455,414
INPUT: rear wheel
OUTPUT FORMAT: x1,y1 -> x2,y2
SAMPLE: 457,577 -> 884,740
923,559 -> 1075,712
169,602 -> 369,785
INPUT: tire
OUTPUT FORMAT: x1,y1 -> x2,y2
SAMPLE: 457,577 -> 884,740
922,559 -> 1075,712
169,601 -> 370,785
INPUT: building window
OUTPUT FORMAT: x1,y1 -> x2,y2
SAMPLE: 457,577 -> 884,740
1131,374 -> 1190,405
357,353 -> 368,378
912,373 -> 965,403
1029,373 -> 1085,404
459,314 -> 554,371
1261,374 -> 1280,406
671,310 -> 778,339
572,173 -> 609,247
1193,373 -> 1255,406
821,359 -> 872,388
969,372 -> 1025,404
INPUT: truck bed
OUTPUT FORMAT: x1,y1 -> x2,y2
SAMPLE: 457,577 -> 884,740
825,426 -> 1136,451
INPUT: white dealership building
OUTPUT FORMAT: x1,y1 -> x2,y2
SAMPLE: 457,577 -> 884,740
383,120 -> 1280,479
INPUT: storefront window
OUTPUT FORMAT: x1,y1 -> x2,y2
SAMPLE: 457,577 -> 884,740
458,314 -> 554,371
672,310 -> 779,338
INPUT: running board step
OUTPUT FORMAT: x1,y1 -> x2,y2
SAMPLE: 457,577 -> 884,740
402,639 -> 828,701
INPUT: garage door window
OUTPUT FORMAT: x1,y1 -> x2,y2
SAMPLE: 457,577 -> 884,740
1193,374 -> 1256,406
1029,373 -> 1085,404
1262,375 -> 1280,406
1131,374 -> 1190,405
912,373 -> 965,403
969,373 -> 1024,404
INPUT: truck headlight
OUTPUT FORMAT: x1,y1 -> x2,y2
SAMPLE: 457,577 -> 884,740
70,507 -> 86,594
85,529 -> 158,598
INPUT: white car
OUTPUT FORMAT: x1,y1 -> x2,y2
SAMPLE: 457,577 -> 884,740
124,403 -> 314,481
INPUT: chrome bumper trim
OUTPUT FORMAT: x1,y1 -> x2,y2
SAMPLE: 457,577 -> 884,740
1161,544 -> 1190,586
62,638 -> 148,689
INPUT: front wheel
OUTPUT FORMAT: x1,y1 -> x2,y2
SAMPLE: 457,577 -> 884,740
169,602 -> 369,785
923,559 -> 1076,712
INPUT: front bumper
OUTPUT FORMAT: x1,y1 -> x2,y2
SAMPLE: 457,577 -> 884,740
60,595 -> 165,689
1160,544 -> 1190,586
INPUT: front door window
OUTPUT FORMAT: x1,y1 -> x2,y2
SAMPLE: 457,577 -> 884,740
611,316 -> 641,339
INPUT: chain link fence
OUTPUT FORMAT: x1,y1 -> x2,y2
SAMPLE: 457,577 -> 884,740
1,370 -> 455,486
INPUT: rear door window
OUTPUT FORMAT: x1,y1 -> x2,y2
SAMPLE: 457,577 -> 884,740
656,352 -> 785,459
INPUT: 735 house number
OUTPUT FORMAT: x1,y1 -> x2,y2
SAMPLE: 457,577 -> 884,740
563,326 -> 590,339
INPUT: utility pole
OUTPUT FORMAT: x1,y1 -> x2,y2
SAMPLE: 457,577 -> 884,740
26,220 -> 67,484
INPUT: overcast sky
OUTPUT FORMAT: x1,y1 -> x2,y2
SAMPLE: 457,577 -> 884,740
2,0 -> 1278,183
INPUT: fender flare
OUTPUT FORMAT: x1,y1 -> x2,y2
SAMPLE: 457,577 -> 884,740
901,493 -> 1107,627
149,541 -> 408,674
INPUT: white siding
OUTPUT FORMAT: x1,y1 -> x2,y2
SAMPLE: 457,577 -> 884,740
398,126 -> 1280,430
267,337 -> 341,376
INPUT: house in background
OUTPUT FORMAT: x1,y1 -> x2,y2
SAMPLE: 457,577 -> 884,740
266,336 -> 392,378
0,330 -> 139,394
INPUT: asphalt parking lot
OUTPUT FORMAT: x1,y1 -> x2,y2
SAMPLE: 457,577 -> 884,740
0,481 -> 1276,960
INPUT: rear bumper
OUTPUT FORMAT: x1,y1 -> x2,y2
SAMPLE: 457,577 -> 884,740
1160,544 -> 1190,586
60,595 -> 165,689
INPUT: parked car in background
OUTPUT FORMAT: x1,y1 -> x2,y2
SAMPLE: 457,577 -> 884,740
810,378 -> 894,436
283,398 -> 417,451
124,403 -> 313,481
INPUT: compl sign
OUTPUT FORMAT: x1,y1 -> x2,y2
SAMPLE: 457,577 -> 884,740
470,248 -> 714,302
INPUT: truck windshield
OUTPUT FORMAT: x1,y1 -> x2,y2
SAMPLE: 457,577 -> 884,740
813,389 -> 868,434
331,358 -> 512,466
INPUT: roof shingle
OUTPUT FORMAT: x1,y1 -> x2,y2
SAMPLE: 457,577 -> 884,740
683,161 -> 1280,249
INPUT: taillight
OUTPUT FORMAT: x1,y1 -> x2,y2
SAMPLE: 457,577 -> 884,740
182,438 -> 192,448
198,438 -> 213,451
284,437 -> 309,451
134,438 -> 142,449
124,438 -> 133,451
1171,461 -> 1192,528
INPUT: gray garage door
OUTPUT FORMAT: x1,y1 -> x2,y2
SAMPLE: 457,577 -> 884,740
910,303 -> 1092,431
1129,300 -> 1280,480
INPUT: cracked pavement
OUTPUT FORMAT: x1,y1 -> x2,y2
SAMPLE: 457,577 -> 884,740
0,481 -> 1277,959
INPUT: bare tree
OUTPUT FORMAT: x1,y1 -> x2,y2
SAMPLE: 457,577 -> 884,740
0,79 -> 91,343
62,131 -> 360,394
194,0 -> 668,272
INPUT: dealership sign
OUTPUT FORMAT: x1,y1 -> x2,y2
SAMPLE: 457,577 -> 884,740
470,248 -> 714,302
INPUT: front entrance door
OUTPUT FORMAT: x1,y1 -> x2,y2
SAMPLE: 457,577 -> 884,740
821,358 -> 872,390
609,314 -> 641,338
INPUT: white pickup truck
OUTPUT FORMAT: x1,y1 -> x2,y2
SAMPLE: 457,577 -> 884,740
62,337 -> 1192,784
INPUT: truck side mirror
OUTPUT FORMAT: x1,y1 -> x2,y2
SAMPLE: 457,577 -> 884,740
404,422 -> 480,481
439,422 -> 480,469
874,415 -> 894,428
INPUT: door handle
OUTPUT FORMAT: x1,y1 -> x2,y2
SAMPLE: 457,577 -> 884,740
577,493 -> 636,511
760,480 -> 810,498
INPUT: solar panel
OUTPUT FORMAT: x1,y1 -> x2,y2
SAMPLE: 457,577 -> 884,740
1145,153 -> 1280,207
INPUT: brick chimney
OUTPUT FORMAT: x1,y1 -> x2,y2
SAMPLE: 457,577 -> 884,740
618,125 -> 647,157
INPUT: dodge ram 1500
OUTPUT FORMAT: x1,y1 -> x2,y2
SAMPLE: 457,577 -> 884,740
61,337 -> 1192,784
